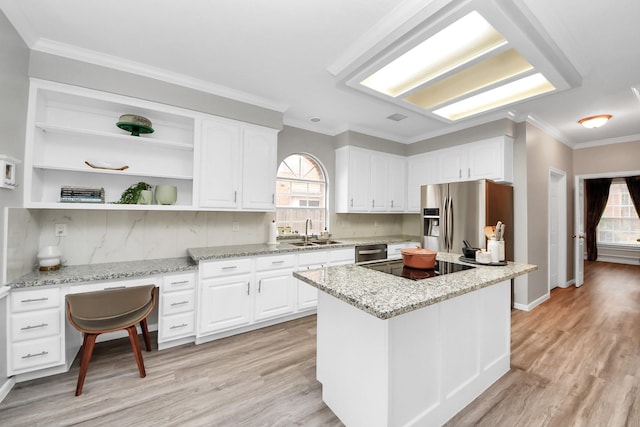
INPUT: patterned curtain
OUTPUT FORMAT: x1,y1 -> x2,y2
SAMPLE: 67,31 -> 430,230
585,178 -> 612,261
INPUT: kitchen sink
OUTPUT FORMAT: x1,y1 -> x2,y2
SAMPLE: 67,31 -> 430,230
309,240 -> 342,245
288,240 -> 342,247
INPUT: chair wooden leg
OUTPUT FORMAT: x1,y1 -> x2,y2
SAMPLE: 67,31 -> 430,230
76,333 -> 97,396
140,318 -> 152,352
127,325 -> 146,378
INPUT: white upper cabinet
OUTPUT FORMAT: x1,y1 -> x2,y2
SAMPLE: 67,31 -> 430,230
197,116 -> 278,211
335,146 -> 406,214
407,152 -> 437,213
436,137 -> 513,184
24,79 -> 195,209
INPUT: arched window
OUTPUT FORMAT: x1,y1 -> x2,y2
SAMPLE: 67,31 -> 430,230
276,154 -> 327,235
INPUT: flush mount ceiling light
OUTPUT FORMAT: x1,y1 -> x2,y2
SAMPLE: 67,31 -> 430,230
330,0 -> 581,124
578,114 -> 611,128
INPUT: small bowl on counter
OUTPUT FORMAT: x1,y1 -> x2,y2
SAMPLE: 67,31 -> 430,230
401,247 -> 437,269
462,246 -> 480,259
475,250 -> 492,264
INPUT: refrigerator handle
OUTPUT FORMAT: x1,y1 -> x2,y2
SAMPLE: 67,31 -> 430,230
447,197 -> 454,251
442,196 -> 448,251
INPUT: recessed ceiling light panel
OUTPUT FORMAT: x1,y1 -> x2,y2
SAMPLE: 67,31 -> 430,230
432,73 -> 556,121
360,11 -> 507,97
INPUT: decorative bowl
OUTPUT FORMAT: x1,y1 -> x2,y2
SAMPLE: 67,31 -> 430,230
462,246 -> 480,259
401,247 -> 437,269
116,114 -> 154,136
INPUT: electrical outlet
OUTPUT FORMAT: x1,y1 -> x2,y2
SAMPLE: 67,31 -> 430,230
54,223 -> 67,237
232,221 -> 240,232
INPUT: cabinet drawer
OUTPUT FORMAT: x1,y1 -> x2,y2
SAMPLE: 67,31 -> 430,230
160,312 -> 195,341
329,248 -> 356,264
68,277 -> 159,294
11,309 -> 61,342
298,250 -> 330,266
163,273 -> 196,293
11,288 -> 60,313
161,290 -> 195,316
11,336 -> 63,373
255,254 -> 296,271
200,258 -> 252,278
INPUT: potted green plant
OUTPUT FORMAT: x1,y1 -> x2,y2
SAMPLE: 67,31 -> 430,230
116,182 -> 152,204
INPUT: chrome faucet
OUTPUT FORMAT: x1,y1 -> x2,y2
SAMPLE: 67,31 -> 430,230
305,218 -> 312,243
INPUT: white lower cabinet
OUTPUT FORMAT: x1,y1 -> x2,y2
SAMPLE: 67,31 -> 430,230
199,273 -> 253,335
254,270 -> 296,321
158,272 -> 196,348
8,287 -> 64,375
296,251 -> 330,311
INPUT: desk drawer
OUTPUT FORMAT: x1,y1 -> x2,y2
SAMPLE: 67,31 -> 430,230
160,312 -> 195,341
11,288 -> 60,313
11,309 -> 61,342
11,336 -> 63,373
161,290 -> 195,316
163,273 -> 196,293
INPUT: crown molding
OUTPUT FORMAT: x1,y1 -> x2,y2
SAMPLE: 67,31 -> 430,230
524,114 -> 574,148
572,133 -> 640,150
31,38 -> 289,113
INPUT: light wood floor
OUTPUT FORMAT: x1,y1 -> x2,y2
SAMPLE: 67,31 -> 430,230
1,261 -> 639,426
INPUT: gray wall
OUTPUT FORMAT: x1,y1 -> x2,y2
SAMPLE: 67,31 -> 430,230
406,118 -> 516,156
0,10 -> 30,283
524,122 -> 574,305
573,140 -> 640,175
29,51 -> 283,130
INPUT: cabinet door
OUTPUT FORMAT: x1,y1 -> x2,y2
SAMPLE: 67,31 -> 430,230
370,153 -> 389,211
199,274 -> 252,334
346,148 -> 370,212
467,139 -> 503,181
199,118 -> 241,208
437,147 -> 467,183
387,155 -> 406,212
254,270 -> 296,321
242,126 -> 278,210
407,153 -> 437,212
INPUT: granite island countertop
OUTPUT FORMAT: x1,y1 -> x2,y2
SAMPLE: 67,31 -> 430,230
293,252 -> 537,320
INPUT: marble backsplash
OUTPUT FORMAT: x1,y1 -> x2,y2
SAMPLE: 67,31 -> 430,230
5,208 -> 418,277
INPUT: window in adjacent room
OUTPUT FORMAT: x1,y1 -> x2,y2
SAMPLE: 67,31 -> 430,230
597,180 -> 640,245
276,154 -> 327,235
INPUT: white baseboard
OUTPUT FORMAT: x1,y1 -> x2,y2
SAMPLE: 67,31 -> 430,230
597,256 -> 640,265
0,377 -> 15,404
513,292 -> 549,311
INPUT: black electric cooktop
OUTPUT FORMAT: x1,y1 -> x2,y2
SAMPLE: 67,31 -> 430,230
360,259 -> 475,281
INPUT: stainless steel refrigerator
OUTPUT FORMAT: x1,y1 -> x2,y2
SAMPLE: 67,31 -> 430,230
420,179 -> 514,260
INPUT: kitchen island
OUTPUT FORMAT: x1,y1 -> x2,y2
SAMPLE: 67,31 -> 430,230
294,252 -> 536,427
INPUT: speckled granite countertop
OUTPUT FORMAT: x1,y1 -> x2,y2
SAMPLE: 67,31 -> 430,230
293,252 -> 537,320
7,236 -> 419,289
187,235 -> 419,261
8,257 -> 198,289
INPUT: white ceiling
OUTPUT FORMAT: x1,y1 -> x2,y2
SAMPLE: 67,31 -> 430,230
2,0 -> 639,148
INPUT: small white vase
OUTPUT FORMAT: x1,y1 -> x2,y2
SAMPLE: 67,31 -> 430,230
155,185 -> 177,205
137,190 -> 153,205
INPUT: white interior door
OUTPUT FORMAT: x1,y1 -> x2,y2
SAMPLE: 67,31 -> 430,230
574,176 -> 585,287
549,169 -> 567,290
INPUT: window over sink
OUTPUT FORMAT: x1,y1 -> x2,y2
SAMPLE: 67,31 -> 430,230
276,154 -> 327,235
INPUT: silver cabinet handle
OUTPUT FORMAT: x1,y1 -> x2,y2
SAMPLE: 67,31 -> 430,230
258,279 -> 262,293
271,260 -> 285,265
468,167 -> 471,178
272,193 -> 275,203
170,301 -> 189,306
372,200 -> 375,208
22,351 -> 48,359
21,323 -> 48,330
350,198 -> 353,207
459,169 -> 462,179
234,190 -> 237,203
358,249 -> 384,255
247,281 -> 250,295
104,286 -> 126,290
170,323 -> 188,330
391,200 -> 394,208
21,297 -> 48,303
222,266 -> 238,270
170,280 -> 190,286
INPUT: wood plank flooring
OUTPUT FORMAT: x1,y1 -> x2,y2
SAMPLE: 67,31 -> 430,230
1,260 -> 638,426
